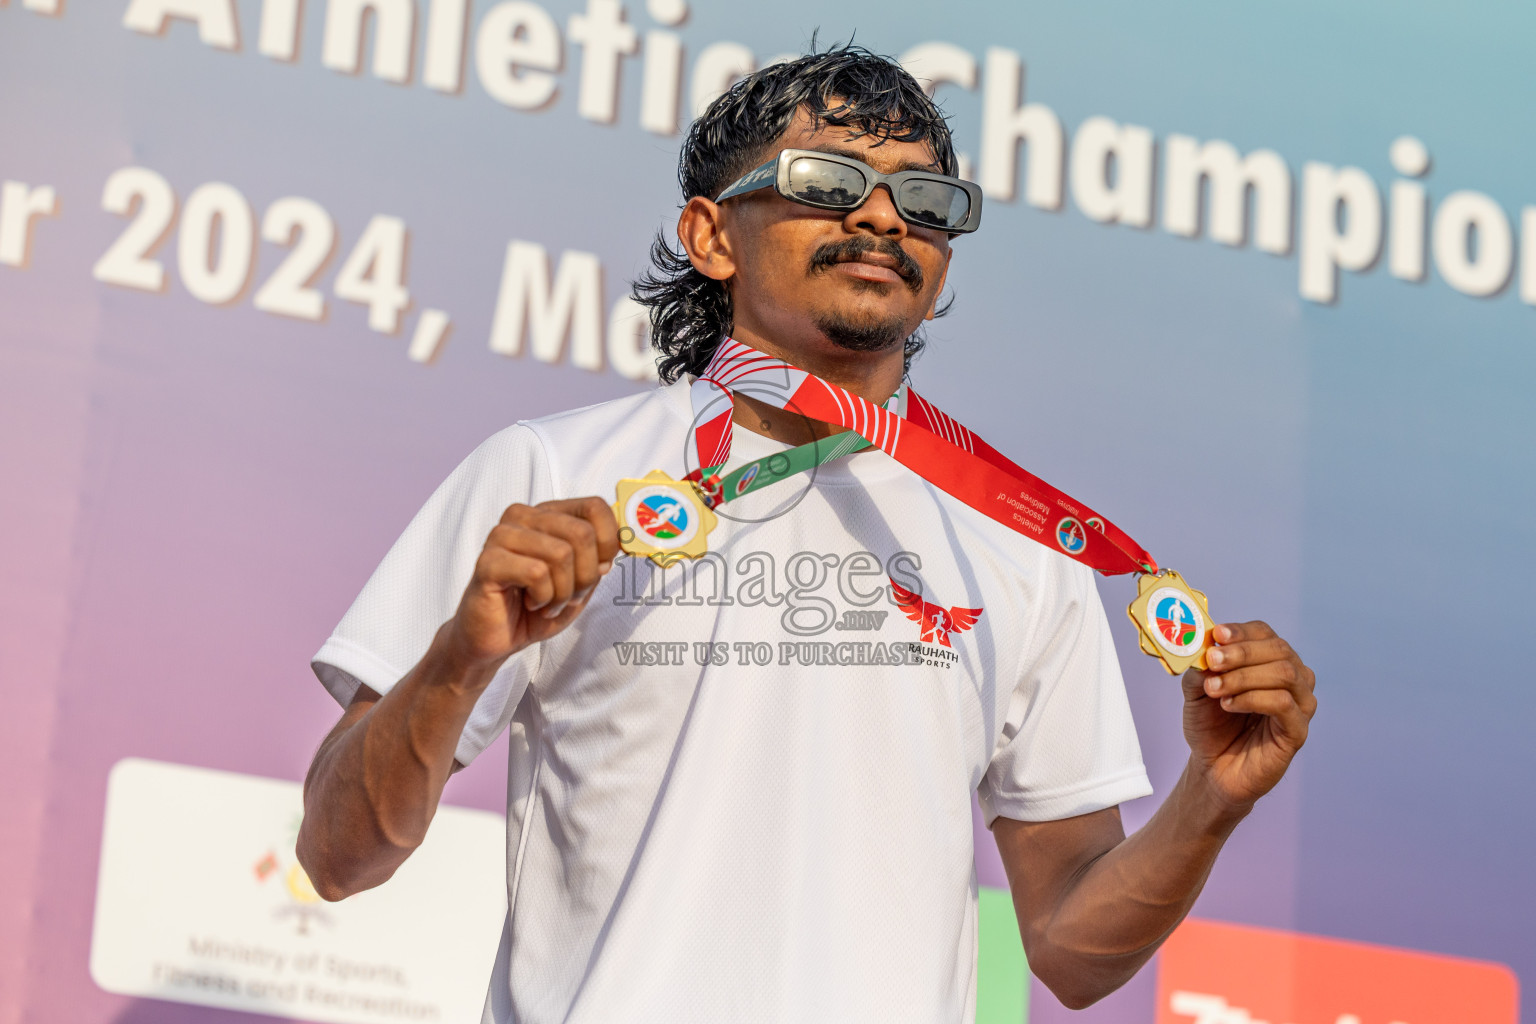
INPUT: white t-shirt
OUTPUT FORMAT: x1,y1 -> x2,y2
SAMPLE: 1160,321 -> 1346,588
313,378 -> 1152,1024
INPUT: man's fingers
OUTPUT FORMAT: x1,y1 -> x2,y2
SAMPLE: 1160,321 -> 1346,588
484,523 -> 579,611
1213,688 -> 1311,741
1204,621 -> 1314,708
1211,619 -> 1278,644
522,512 -> 601,614
511,496 -> 620,554
1215,688 -> 1294,716
474,545 -> 560,611
1206,635 -> 1297,673
1180,664 -> 1210,702
568,496 -> 622,567
1204,662 -> 1317,714
500,499 -> 621,596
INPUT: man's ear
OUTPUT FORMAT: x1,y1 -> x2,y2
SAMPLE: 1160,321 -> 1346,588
924,248 -> 955,320
677,196 -> 736,282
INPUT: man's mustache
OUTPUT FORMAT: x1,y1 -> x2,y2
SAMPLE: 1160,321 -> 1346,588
809,237 -> 924,292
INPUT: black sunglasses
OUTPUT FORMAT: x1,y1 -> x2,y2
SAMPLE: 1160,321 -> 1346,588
713,149 -> 984,234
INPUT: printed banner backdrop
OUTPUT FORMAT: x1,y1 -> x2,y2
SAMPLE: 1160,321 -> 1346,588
2,2 -> 1532,1023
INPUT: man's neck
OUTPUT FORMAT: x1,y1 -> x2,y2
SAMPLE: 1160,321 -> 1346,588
722,328 -> 904,446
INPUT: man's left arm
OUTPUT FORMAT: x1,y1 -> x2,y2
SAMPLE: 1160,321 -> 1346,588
993,620 -> 1317,1010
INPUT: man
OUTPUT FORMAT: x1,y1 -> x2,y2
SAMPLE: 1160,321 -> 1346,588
298,47 -> 1316,1022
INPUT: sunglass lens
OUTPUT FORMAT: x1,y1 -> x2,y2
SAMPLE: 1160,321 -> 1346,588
786,158 -> 868,207
898,179 -> 970,229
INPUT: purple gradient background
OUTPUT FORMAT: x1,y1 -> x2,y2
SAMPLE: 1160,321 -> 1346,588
2,3 -> 1531,1023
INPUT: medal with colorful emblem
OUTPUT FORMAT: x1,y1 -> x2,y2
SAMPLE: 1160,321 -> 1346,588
612,470 -> 718,563
615,338 -> 1218,674
613,430 -> 868,565
1126,569 -> 1215,674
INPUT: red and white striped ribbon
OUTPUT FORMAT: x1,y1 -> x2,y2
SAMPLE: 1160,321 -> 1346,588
686,337 -> 1157,576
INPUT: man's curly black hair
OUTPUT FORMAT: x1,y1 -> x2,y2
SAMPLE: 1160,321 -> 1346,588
632,44 -> 958,384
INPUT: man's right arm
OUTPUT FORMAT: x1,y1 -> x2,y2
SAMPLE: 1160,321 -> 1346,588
296,497 -> 620,901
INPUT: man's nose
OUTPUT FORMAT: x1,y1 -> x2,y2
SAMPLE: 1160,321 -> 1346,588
844,183 -> 907,237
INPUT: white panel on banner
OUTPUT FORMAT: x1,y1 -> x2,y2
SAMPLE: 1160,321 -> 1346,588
90,758 -> 505,1024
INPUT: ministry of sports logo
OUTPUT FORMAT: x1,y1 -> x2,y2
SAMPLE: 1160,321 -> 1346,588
253,841 -> 331,936
1146,586 -> 1207,658
890,578 -> 984,648
1056,516 -> 1087,554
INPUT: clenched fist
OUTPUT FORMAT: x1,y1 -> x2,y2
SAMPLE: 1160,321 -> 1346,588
446,497 -> 621,670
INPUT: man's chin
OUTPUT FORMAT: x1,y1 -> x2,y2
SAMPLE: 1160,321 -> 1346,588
813,310 -> 912,353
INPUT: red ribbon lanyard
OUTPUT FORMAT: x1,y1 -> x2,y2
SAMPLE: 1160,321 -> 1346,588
689,338 -> 1158,577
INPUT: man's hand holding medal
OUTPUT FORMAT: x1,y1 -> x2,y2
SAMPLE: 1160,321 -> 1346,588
1185,619 -> 1318,812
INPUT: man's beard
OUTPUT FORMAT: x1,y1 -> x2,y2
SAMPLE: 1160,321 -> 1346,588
813,308 -> 912,353
808,236 -> 924,353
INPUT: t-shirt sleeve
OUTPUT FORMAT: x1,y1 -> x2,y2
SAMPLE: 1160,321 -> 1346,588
977,560 -> 1154,825
311,424 -> 554,767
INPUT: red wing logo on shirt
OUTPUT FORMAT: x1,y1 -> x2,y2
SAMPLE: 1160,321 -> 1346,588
890,579 -> 984,648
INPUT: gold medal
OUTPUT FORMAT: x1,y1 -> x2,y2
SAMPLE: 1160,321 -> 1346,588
612,470 -> 719,565
1127,570 -> 1215,674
